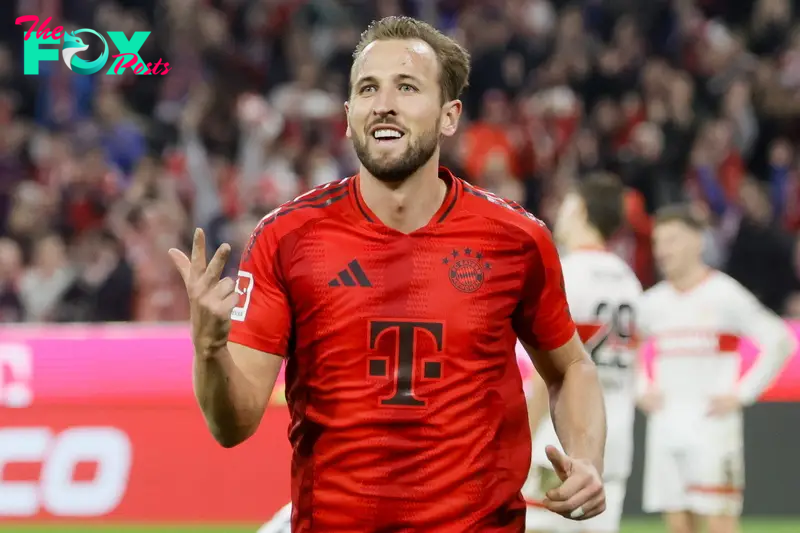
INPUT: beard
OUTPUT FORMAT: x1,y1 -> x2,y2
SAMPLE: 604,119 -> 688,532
352,120 -> 440,183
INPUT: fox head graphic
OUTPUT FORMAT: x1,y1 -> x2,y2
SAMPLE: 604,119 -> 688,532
60,29 -> 109,75
61,32 -> 89,71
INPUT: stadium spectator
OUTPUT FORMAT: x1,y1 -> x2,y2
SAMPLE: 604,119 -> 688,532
0,236 -> 23,322
0,0 -> 798,323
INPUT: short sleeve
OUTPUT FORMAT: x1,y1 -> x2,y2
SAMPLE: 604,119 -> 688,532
512,224 -> 576,351
228,219 -> 292,356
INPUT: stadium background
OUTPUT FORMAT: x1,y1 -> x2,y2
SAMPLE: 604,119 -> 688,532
1,0 -> 800,531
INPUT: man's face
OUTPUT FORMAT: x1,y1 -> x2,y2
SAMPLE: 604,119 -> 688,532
652,220 -> 703,279
345,39 -> 460,183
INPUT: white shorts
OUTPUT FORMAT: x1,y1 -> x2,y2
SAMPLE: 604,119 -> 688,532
642,417 -> 744,517
523,465 -> 626,533
257,502 -> 292,533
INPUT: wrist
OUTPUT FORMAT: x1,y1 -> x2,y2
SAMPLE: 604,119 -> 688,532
573,456 -> 604,477
196,337 -> 230,361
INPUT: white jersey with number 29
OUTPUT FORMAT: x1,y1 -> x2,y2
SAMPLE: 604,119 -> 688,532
530,248 -> 643,480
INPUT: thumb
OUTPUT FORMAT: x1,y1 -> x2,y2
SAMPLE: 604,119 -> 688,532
545,445 -> 570,480
168,248 -> 191,285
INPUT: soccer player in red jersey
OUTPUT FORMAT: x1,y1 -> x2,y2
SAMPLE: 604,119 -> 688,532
170,16 -> 607,533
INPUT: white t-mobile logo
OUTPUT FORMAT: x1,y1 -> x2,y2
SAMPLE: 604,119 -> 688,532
0,426 -> 132,517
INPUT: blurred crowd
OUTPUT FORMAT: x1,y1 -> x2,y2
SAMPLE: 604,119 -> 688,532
0,0 -> 799,324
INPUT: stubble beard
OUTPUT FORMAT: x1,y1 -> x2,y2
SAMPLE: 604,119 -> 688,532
352,120 -> 440,183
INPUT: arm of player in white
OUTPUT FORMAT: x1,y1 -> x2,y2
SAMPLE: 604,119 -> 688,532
632,303 -> 656,404
193,343 -> 284,447
731,284 -> 796,405
634,355 -> 650,398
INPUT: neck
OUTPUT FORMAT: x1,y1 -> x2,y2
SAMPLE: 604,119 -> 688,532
564,226 -> 606,252
670,262 -> 710,292
358,154 -> 446,233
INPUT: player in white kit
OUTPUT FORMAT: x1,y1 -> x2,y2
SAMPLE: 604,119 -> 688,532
638,205 -> 795,533
524,173 -> 642,533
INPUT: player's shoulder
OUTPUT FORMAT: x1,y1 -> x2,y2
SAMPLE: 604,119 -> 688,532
641,279 -> 672,304
642,270 -> 750,304
243,177 -> 354,255
663,270 -> 753,303
706,271 -> 759,303
706,270 -> 745,291
562,251 -> 643,303
602,252 -> 644,292
559,252 -> 594,286
561,249 -> 631,271
458,179 -> 550,242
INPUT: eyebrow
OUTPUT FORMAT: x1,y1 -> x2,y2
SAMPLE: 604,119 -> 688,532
354,73 -> 424,87
396,73 -> 423,85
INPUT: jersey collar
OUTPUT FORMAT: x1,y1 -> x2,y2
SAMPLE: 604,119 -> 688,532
348,166 -> 463,233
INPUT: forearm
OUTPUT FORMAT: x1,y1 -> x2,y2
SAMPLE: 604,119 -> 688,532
635,349 -> 652,399
527,371 -> 551,439
193,344 -> 264,447
549,360 -> 606,474
737,319 -> 795,405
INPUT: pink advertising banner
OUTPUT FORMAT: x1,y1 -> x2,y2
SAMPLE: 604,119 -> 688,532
0,323 -> 798,522
0,322 -> 799,407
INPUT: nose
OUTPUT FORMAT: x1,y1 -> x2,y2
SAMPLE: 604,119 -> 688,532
372,88 -> 398,118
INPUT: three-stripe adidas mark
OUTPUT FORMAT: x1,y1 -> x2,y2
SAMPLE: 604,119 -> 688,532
329,260 -> 372,287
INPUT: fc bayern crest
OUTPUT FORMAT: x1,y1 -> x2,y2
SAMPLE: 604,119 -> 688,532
442,247 -> 491,293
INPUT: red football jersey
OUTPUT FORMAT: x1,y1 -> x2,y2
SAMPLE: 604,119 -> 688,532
228,167 -> 576,532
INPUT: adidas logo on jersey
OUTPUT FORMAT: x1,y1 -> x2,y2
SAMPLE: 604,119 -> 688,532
329,259 -> 372,287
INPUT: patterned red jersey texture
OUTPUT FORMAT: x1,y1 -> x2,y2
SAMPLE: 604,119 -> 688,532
228,167 -> 576,532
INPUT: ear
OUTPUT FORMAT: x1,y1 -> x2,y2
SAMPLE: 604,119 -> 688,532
344,101 -> 351,138
439,99 -> 463,138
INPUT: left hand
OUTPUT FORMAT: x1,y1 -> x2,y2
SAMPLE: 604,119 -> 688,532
706,394 -> 741,417
542,445 -> 606,520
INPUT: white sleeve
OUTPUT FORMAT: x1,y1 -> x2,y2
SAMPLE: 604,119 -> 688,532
727,282 -> 796,405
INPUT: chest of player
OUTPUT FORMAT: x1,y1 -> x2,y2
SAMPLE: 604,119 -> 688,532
646,289 -> 738,356
286,236 -> 524,316
282,234 -> 527,344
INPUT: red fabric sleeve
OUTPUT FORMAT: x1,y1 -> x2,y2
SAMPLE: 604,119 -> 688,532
227,220 -> 292,356
512,223 -> 576,351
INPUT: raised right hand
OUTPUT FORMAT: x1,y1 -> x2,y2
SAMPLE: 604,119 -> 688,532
169,228 -> 237,359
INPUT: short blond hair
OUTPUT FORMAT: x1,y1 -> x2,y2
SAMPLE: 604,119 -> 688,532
352,16 -> 471,103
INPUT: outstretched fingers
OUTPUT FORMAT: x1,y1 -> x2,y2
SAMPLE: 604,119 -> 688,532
168,248 -> 191,285
190,228 -> 208,281
200,243 -> 232,287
